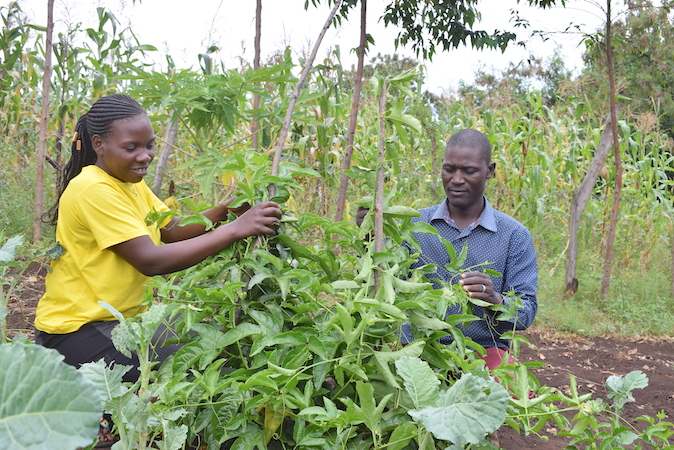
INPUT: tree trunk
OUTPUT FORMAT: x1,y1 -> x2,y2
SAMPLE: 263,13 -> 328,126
373,80 -> 388,290
601,0 -> 623,298
33,0 -> 54,242
251,0 -> 262,151
269,0 -> 343,186
334,0 -> 367,223
152,114 -> 179,196
565,108 -> 620,294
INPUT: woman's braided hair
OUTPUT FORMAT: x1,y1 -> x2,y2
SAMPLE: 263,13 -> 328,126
43,94 -> 146,226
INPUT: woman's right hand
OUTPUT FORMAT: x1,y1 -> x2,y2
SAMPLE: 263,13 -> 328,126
231,201 -> 283,238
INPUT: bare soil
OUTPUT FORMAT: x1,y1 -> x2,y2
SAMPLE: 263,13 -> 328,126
6,261 -> 674,449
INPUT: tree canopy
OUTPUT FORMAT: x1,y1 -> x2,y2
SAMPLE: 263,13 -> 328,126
382,0 -> 565,59
583,0 -> 674,136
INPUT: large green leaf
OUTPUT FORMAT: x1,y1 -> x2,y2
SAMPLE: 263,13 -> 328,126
408,373 -> 509,446
395,356 -> 439,408
0,342 -> 103,449
0,235 -> 22,262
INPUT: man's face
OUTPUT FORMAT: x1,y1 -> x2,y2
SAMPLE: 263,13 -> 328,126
441,145 -> 495,211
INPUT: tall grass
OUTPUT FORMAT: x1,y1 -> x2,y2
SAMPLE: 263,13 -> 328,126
0,131 -> 56,241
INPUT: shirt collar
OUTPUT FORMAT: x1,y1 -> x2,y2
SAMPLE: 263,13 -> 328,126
430,196 -> 497,232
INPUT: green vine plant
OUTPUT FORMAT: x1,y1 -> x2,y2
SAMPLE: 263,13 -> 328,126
64,147 -> 673,449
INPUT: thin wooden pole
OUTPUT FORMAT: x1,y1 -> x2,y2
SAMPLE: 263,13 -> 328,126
601,0 -> 623,298
251,0 -> 262,151
270,0 -> 343,187
565,109 -> 619,294
334,0 -> 367,223
373,80 -> 388,290
34,0 -> 55,241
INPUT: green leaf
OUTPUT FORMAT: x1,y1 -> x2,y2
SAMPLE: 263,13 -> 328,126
198,359 -> 226,397
299,397 -> 344,422
0,235 -> 22,262
110,321 -> 137,358
391,276 -> 432,293
274,234 -> 314,258
267,362 -> 298,377
139,303 -> 169,330
78,359 -> 132,403
355,381 -> 393,434
0,343 -> 103,449
254,249 -> 283,271
395,356 -> 440,409
178,214 -> 214,230
97,301 -> 125,322
441,237 -> 457,266
373,341 -> 425,388
407,222 -> 439,235
221,323 -> 262,347
374,272 -> 396,304
387,100 -> 422,133
408,309 -> 452,330
331,280 -> 361,289
408,373 -> 509,445
387,422 -> 417,450
230,424 -> 266,450
44,242 -> 66,260
390,68 -> 420,84
156,421 -> 188,450
383,205 -> 421,218
371,302 -> 408,321
455,242 -> 469,268
241,370 -> 278,390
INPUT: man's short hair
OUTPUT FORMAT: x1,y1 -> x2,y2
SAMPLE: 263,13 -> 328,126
446,129 -> 491,161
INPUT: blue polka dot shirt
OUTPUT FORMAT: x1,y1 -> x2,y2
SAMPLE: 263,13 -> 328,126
402,197 -> 538,350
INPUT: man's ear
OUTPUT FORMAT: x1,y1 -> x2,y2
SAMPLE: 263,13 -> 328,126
487,162 -> 496,179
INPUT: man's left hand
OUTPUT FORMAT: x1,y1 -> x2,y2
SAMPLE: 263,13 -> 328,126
459,271 -> 503,307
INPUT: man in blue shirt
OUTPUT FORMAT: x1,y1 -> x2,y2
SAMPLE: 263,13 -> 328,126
406,128 -> 538,369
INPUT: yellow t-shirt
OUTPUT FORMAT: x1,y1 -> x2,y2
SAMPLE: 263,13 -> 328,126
35,165 -> 169,334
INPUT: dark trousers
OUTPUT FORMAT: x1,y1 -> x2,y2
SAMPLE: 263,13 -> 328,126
35,319 -> 183,383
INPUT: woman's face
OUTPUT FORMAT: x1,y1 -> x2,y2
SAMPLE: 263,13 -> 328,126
93,114 -> 156,183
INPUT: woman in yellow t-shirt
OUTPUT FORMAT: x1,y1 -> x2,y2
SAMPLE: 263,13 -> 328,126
36,94 -> 282,384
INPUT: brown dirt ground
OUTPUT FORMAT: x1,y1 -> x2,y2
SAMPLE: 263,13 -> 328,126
5,261 -> 674,449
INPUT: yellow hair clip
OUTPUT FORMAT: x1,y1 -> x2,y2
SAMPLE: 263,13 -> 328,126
72,131 -> 78,142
